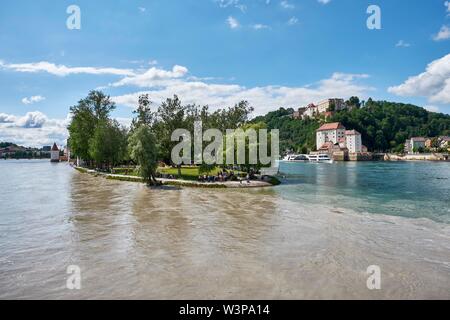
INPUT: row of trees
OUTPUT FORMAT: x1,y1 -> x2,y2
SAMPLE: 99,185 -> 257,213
68,91 -> 257,184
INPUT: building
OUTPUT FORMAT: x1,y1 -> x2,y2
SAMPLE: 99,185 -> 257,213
291,107 -> 306,119
316,99 -> 346,114
50,143 -> 60,162
42,146 -> 51,152
405,137 -> 426,154
316,122 -> 346,150
316,123 -> 368,160
293,98 -> 349,120
303,103 -> 319,118
440,136 -> 450,149
345,130 -> 363,153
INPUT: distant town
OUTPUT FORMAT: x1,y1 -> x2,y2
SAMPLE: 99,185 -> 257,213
0,142 -> 69,161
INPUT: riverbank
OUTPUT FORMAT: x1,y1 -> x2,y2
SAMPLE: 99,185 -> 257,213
74,166 -> 279,188
384,153 -> 449,161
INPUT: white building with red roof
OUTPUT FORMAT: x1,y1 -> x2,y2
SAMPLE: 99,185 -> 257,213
316,122 -> 346,150
316,122 -> 365,154
345,130 -> 363,153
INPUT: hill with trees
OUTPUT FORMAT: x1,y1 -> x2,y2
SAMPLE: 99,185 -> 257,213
253,99 -> 450,153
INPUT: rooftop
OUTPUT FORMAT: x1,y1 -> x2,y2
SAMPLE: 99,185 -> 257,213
317,122 -> 346,132
51,143 -> 59,151
345,130 -> 361,136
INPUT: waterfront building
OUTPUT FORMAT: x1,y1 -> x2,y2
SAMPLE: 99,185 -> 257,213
440,136 -> 450,149
345,130 -> 363,153
316,122 -> 346,150
316,123 -> 368,160
406,137 -> 426,154
50,143 -> 60,162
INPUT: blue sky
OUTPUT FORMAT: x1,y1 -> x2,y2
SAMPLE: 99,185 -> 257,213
0,0 -> 449,146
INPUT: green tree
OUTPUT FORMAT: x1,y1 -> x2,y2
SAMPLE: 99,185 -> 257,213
153,95 -> 187,177
68,90 -> 116,164
128,125 -> 160,185
89,120 -> 128,170
131,94 -> 155,131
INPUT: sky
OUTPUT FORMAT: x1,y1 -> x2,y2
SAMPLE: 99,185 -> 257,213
0,0 -> 449,147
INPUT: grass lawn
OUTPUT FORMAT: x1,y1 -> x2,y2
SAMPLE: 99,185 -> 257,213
113,166 -> 247,181
158,166 -> 224,181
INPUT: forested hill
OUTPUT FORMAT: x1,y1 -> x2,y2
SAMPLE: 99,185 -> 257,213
252,100 -> 450,153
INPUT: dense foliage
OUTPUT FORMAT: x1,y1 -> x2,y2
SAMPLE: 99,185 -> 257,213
68,91 -> 128,168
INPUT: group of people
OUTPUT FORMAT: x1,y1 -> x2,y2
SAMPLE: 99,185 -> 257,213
198,170 -> 238,183
198,170 -> 254,184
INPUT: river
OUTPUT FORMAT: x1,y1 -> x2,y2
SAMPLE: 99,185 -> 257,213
0,160 -> 449,299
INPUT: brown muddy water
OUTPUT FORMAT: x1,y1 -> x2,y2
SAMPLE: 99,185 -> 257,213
0,160 -> 449,299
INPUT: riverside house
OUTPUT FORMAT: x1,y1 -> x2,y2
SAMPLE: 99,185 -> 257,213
405,137 -> 426,154
316,122 -> 369,160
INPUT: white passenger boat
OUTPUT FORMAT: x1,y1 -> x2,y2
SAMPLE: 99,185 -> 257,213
281,154 -> 310,162
307,154 -> 334,164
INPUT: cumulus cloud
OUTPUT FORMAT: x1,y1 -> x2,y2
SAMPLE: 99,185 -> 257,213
22,95 -> 46,105
112,72 -> 373,116
395,40 -> 411,47
433,25 -> 450,41
227,16 -> 240,29
287,17 -> 299,26
388,53 -> 450,104
252,24 -> 270,30
0,111 -> 70,147
111,65 -> 188,87
0,61 -> 134,77
280,1 -> 295,9
317,0 -> 331,4
424,105 -> 440,113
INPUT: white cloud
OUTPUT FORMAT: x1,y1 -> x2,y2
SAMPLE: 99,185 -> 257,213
395,40 -> 411,47
138,7 -> 146,13
388,54 -> 450,104
287,17 -> 299,25
317,0 -> 331,4
0,61 -> 134,77
280,1 -> 295,9
227,16 -> 240,29
0,111 -> 70,147
215,0 -> 246,12
433,25 -> 450,41
112,72 -> 373,116
424,105 -> 440,113
445,1 -> 450,13
111,65 -> 188,87
252,24 -> 270,30
21,95 -> 46,105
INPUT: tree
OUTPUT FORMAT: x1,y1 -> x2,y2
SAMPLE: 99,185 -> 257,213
68,90 -> 116,164
346,96 -> 361,109
128,125 -> 160,185
131,94 -> 155,131
89,120 -> 128,170
153,95 -> 187,177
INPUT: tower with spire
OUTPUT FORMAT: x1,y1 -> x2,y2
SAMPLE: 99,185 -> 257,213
50,143 -> 60,162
